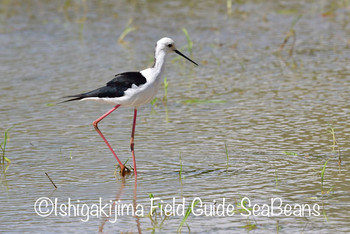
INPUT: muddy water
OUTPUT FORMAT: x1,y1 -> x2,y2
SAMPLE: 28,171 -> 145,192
1,0 -> 349,233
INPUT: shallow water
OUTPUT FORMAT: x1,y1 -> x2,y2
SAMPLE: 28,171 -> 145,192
1,0 -> 350,233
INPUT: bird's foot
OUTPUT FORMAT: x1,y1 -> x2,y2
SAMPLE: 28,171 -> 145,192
115,164 -> 132,177
120,165 -> 132,176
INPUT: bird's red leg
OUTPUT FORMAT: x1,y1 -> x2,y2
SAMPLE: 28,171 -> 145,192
92,105 -> 126,175
130,108 -> 137,176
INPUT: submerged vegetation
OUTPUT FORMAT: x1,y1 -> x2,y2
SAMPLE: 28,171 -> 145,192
1,127 -> 12,173
147,193 -> 170,233
224,143 -> 229,171
327,125 -> 341,167
181,28 -> 193,58
320,159 -> 328,192
179,152 -> 183,181
118,18 -> 137,44
0,127 -> 12,191
278,14 -> 302,69
45,172 -> 58,189
177,199 -> 199,233
146,193 -> 200,234
162,76 -> 169,105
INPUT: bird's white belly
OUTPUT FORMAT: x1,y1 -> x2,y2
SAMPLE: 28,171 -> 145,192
123,81 -> 162,107
88,79 -> 162,107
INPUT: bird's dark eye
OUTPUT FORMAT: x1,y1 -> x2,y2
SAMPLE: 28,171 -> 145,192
168,44 -> 172,48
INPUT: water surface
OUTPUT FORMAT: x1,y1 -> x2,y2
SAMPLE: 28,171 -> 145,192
0,0 -> 349,233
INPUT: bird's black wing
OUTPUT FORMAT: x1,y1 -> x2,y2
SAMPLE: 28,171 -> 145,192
107,72 -> 147,88
62,72 -> 147,102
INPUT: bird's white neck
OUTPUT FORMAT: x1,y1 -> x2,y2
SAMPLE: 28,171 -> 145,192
152,48 -> 167,75
140,48 -> 167,84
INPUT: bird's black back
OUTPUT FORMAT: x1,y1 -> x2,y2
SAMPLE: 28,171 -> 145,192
62,72 -> 147,102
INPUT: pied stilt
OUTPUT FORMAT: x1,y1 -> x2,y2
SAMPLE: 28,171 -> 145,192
63,37 -> 198,176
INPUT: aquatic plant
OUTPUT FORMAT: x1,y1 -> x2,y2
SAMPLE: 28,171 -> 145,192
62,0 -> 88,41
147,193 -> 169,233
177,198 -> 199,233
146,194 -> 199,233
118,18 -> 137,44
327,125 -> 341,167
45,172 -> 57,189
227,0 -> 232,15
276,220 -> 281,233
224,143 -> 229,171
320,159 -> 328,191
278,15 -> 302,69
235,197 -> 252,215
282,151 -> 298,156
162,77 -> 169,104
275,169 -> 278,188
1,127 -> 12,173
62,0 -> 88,22
241,218 -> 257,231
321,1 -> 350,17
114,159 -> 132,179
179,153 -> 182,180
181,28 -> 193,57
279,15 -> 301,56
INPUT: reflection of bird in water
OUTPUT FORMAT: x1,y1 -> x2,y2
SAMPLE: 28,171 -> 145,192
98,177 -> 141,233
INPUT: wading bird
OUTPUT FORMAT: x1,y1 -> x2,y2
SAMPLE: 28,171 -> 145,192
63,37 -> 198,176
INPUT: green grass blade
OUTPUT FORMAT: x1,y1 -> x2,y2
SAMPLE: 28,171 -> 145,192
118,19 -> 136,43
150,97 -> 158,106
321,159 -> 328,187
177,199 -> 199,233
179,153 -> 182,180
225,143 -> 229,170
181,28 -> 193,56
1,127 -> 13,169
163,77 -> 168,104
4,156 -> 11,173
275,169 -> 278,188
282,151 -> 298,156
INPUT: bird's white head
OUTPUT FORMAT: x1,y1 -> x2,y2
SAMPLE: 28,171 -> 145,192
155,37 -> 198,66
156,37 -> 176,54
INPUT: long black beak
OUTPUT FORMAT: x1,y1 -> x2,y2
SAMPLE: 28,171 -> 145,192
175,49 -> 198,66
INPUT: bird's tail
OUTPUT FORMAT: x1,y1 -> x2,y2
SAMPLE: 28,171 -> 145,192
60,86 -> 109,103
60,94 -> 86,103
